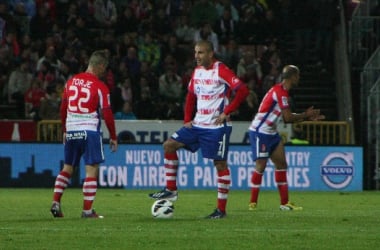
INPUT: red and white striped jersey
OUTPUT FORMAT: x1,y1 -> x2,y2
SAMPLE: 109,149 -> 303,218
61,72 -> 112,133
249,83 -> 289,134
188,61 -> 244,128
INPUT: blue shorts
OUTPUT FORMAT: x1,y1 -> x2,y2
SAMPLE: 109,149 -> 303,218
64,130 -> 104,166
172,125 -> 232,160
249,131 -> 281,160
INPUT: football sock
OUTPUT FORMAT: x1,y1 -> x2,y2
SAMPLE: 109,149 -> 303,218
275,169 -> 289,205
82,177 -> 97,212
250,170 -> 263,203
164,152 -> 178,191
52,171 -> 71,203
217,168 -> 231,213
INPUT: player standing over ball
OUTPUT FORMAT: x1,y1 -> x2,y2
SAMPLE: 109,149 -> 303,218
248,65 -> 325,211
149,40 -> 249,219
50,50 -> 118,218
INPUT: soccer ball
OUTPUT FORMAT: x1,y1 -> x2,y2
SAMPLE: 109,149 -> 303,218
151,199 -> 174,219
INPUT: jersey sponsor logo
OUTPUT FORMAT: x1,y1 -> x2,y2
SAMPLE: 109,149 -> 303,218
282,96 -> 288,106
66,131 -> 87,140
320,152 -> 354,189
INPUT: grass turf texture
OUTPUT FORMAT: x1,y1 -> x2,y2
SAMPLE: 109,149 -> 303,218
0,189 -> 379,250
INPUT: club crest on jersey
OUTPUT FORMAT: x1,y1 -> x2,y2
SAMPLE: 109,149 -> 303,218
282,96 -> 288,106
232,77 -> 239,84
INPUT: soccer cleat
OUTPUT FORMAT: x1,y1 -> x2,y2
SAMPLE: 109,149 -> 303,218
81,209 -> 104,219
205,208 -> 226,219
279,202 -> 303,211
248,202 -> 257,211
148,188 -> 178,202
50,202 -> 64,218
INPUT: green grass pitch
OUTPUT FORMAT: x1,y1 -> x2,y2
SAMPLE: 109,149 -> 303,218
0,188 -> 379,250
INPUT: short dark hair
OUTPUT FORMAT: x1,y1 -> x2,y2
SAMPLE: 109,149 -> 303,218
282,65 -> 299,79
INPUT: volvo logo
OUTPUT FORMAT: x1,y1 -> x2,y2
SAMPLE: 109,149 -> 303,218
320,152 -> 354,189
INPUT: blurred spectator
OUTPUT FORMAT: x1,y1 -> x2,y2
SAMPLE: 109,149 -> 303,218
128,0 -> 154,21
189,0 -> 218,27
116,33 -> 137,60
260,9 -> 281,42
39,86 -> 60,120
114,101 -> 137,120
11,1 -> 32,36
219,38 -> 242,70
0,1 -> 19,41
133,88 -> 156,119
24,77 -> 46,120
175,15 -> 196,44
152,7 -> 173,40
36,60 -> 56,90
7,59 -> 32,116
111,76 -> 134,113
158,64 -> 183,103
236,50 -> 262,82
29,4 -> 53,41
138,32 -> 161,71
215,0 -> 239,22
139,60 -> 158,95
115,6 -> 139,37
94,0 -> 118,28
35,0 -> 56,20
214,7 -> 238,45
260,47 -> 282,78
261,66 -> 280,94
9,0 -> 36,20
160,34 -> 188,71
1,30 -> 20,61
123,45 -> 141,80
36,45 -> 62,72
194,21 -> 219,53
236,5 -> 262,44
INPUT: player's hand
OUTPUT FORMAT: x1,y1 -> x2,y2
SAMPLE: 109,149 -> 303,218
305,106 -> 325,121
184,122 -> 192,128
62,133 -> 66,145
310,114 -> 326,121
109,139 -> 118,152
215,113 -> 227,125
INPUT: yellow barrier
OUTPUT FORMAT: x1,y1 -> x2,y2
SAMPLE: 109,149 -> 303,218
37,120 -> 62,142
295,121 -> 350,145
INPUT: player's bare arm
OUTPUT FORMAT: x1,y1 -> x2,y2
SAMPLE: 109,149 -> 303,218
282,106 -> 325,123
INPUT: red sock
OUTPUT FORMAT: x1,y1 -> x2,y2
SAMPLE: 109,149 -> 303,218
164,152 -> 178,191
83,177 -> 97,212
275,169 -> 288,205
250,170 -> 263,203
52,171 -> 71,203
217,168 -> 231,213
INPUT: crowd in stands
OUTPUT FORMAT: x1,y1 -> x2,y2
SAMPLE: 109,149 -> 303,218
0,0 -> 337,121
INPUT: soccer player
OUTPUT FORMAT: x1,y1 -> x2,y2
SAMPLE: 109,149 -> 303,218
149,40 -> 249,219
248,65 -> 324,211
50,50 -> 118,218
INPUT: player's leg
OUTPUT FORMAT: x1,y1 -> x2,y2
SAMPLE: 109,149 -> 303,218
51,163 -> 73,217
149,126 -> 196,201
201,126 -> 231,219
249,158 -> 267,210
81,131 -> 104,218
270,140 -> 302,211
51,132 -> 80,217
248,131 -> 270,210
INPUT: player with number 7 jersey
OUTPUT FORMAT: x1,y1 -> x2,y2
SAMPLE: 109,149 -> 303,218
50,50 -> 118,219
